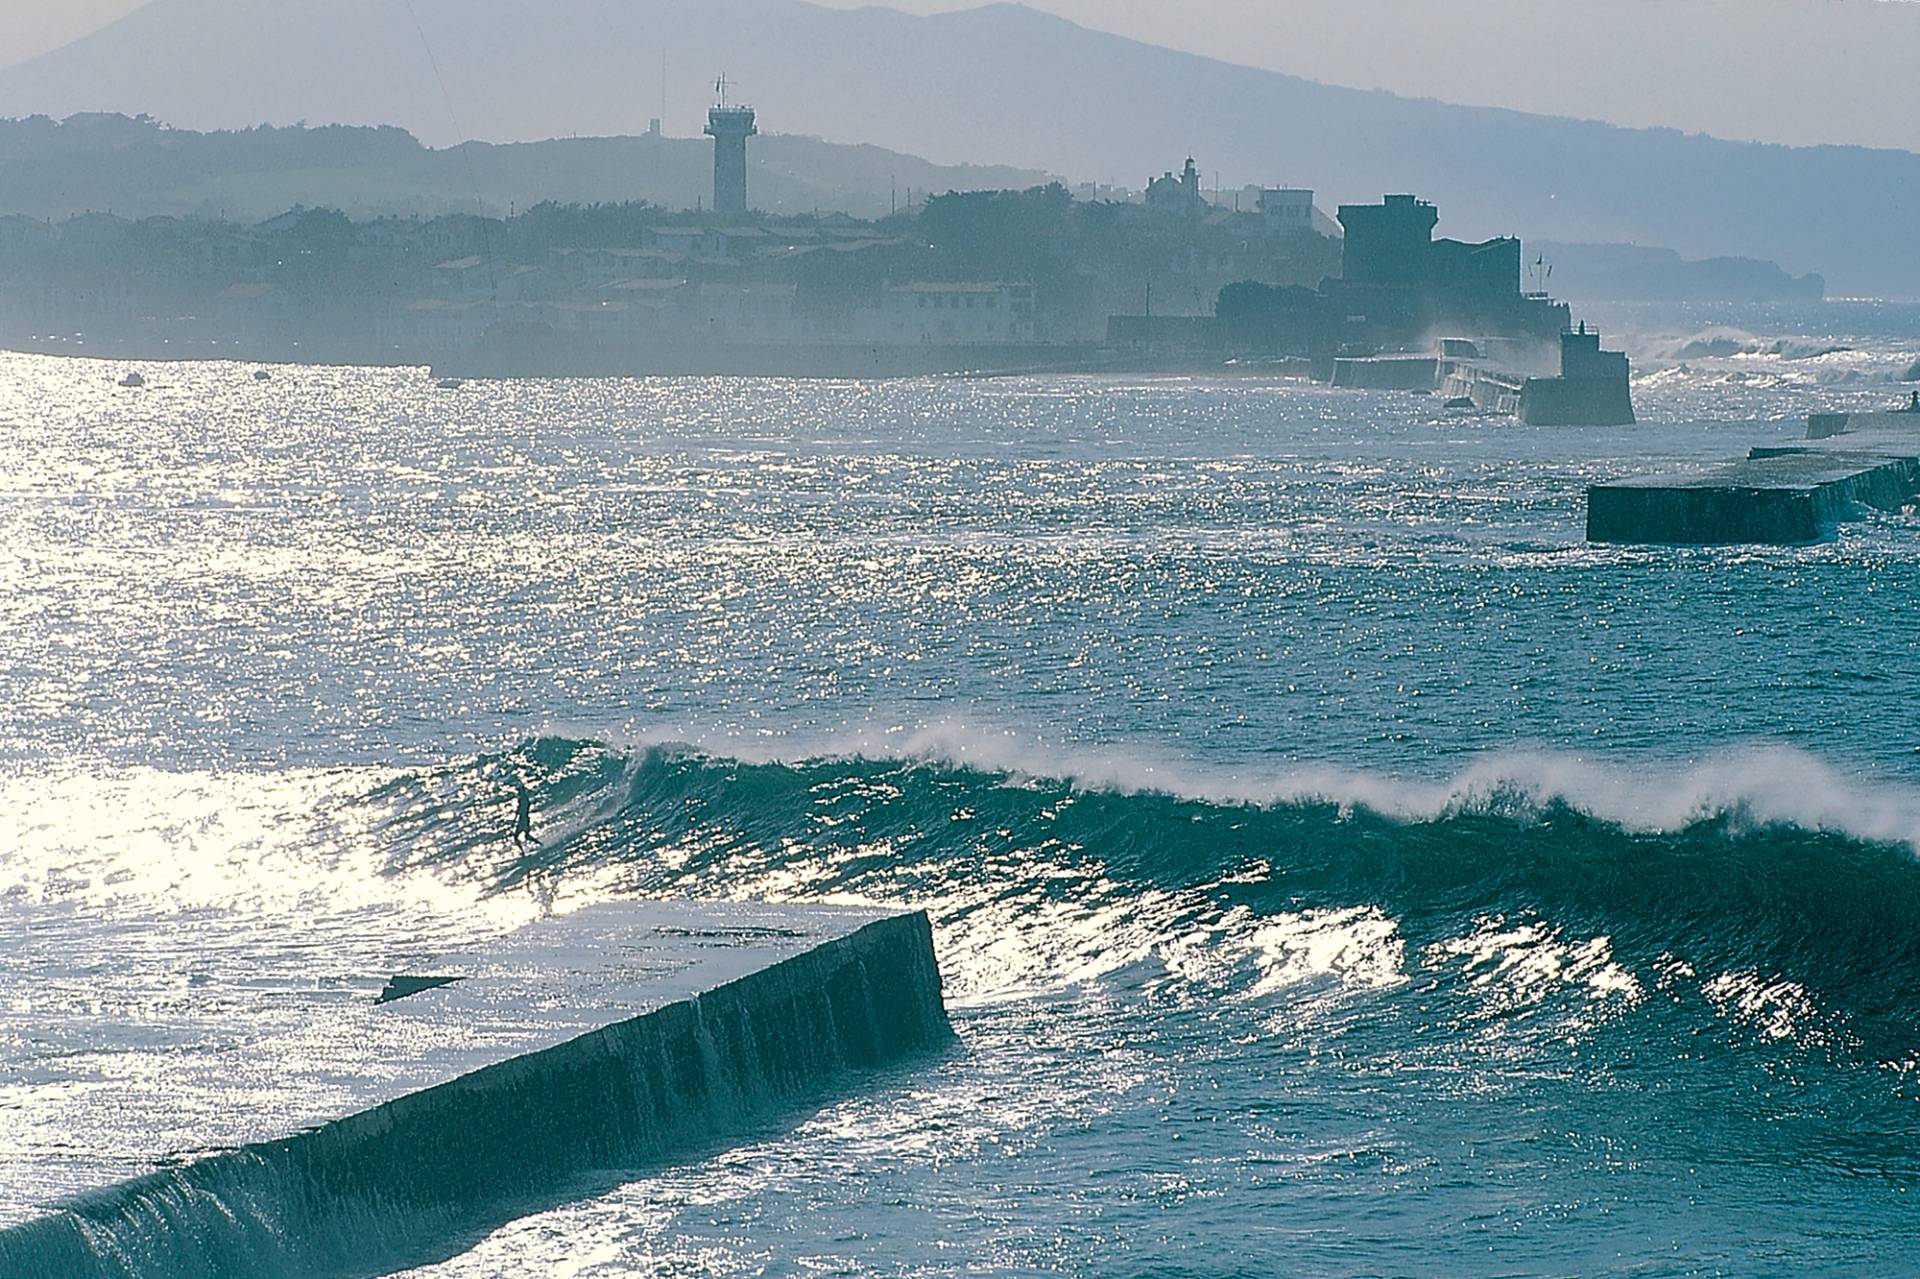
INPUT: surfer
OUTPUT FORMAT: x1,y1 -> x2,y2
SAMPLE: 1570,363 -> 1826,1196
512,779 -> 536,849
511,779 -> 558,915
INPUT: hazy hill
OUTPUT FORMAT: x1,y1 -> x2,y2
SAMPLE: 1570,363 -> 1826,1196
870,0 -> 1920,155
0,115 -> 1052,221
1528,243 -> 1827,304
2,0 -> 1917,294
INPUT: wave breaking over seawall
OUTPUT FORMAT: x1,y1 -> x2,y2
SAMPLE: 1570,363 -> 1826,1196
0,910 -> 951,1279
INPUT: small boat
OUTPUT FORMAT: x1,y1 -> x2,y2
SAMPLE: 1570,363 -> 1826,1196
118,372 -> 145,388
436,377 -> 465,390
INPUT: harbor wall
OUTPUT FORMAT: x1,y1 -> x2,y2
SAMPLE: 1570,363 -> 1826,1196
431,335 -> 1108,380
0,911 -> 950,1279
1809,407 -> 1920,440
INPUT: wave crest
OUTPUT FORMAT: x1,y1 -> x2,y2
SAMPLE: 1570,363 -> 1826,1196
531,723 -> 1920,850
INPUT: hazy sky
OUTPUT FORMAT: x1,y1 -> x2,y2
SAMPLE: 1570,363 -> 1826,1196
3,0 -> 1916,151
0,0 -> 144,64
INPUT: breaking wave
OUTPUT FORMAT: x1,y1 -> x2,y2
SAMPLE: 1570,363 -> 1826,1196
1676,334 -> 1852,362
1631,326 -> 1919,387
353,731 -> 1920,1020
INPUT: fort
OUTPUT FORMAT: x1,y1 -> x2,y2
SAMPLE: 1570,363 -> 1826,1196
1326,194 -> 1567,346
1127,189 -> 1572,364
1202,195 -> 1633,421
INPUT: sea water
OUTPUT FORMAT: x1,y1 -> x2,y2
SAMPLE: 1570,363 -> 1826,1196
4,301 -> 1920,1276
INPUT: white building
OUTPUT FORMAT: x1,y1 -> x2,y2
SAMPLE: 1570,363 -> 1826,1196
859,282 -> 1037,345
1259,188 -> 1341,237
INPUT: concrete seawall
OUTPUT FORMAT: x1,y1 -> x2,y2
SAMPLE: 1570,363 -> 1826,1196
0,903 -> 951,1279
1808,403 -> 1920,439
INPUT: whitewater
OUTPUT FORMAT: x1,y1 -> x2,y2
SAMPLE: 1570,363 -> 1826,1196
5,298 -> 1920,1277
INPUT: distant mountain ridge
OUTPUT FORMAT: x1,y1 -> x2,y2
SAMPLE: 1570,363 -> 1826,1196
0,113 -> 1052,222
892,0 -> 1920,155
2,0 -> 1917,294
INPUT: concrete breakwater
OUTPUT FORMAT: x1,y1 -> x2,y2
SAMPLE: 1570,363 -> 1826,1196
1331,355 -> 1440,391
1588,447 -> 1920,544
1589,401 -> 1920,545
1439,360 -> 1525,414
1512,327 -> 1635,426
1808,396 -> 1920,439
0,903 -> 951,1279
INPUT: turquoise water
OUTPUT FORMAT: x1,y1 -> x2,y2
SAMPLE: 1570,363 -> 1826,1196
5,304 -> 1920,1276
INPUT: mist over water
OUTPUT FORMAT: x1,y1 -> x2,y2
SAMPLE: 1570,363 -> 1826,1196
7,299 -> 1920,1275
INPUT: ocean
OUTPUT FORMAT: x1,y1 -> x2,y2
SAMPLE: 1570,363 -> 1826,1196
4,300 -> 1920,1276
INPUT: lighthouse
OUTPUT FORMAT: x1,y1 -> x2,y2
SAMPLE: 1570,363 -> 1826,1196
704,75 -> 757,218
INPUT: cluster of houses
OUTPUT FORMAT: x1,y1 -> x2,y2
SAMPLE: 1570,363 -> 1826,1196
393,278 -> 1038,351
0,206 -> 1049,356
391,221 -> 1037,350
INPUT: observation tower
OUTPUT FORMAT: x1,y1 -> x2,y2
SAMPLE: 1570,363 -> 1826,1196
704,74 -> 757,218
